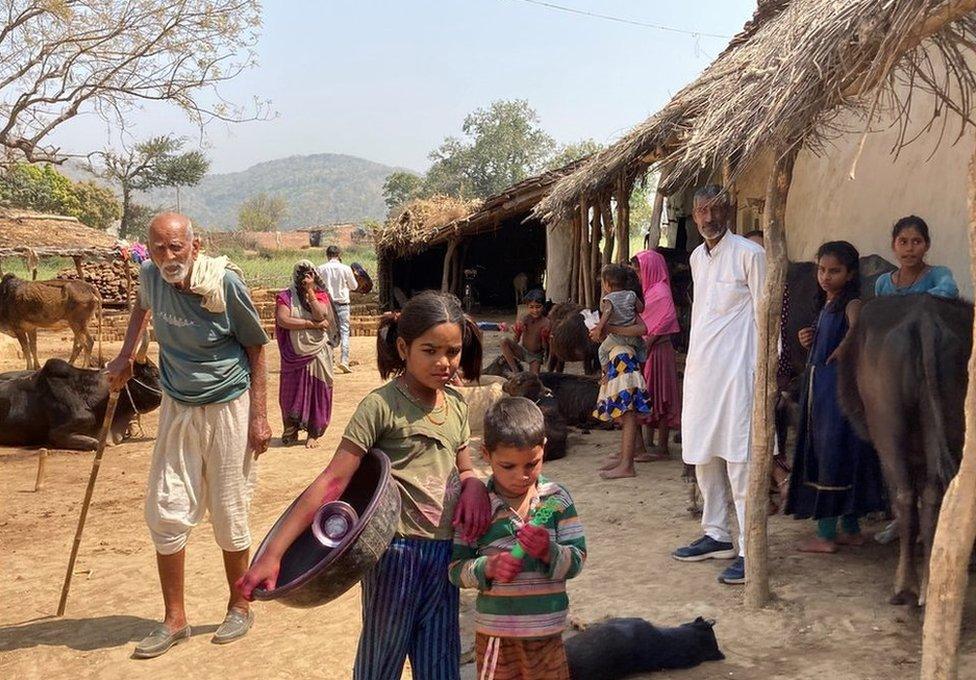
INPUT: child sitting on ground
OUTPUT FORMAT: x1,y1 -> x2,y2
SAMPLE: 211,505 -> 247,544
590,264 -> 646,378
500,288 -> 550,374
450,397 -> 586,680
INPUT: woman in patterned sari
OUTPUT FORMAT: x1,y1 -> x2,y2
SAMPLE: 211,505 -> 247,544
275,260 -> 338,448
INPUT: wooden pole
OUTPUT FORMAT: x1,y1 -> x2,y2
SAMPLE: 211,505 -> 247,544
123,254 -> 134,312
920,146 -> 976,680
73,256 -> 84,279
34,448 -> 48,491
744,143 -> 797,609
441,239 -> 458,292
57,391 -> 120,616
570,211 -> 580,303
614,178 -> 627,263
649,187 -> 666,249
601,194 -> 615,266
589,200 -> 602,309
580,196 -> 592,308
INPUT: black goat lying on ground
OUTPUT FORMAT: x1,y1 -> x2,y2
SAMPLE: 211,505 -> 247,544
566,617 -> 724,680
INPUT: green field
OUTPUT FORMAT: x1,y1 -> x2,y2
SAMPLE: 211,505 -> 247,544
2,244 -> 378,292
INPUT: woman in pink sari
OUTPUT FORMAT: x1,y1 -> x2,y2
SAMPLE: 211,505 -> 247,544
633,250 -> 681,459
275,260 -> 338,448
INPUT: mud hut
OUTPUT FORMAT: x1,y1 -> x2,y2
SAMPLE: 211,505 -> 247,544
0,209 -> 118,278
374,161 -> 587,310
535,2 -> 976,676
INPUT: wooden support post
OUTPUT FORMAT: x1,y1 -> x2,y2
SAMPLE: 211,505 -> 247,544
649,187 -> 665,249
580,196 -> 592,308
34,448 -> 48,492
600,194 -> 615,266
73,256 -> 84,279
589,200 -> 602,309
570,211 -> 581,303
123,254 -> 134,311
441,239 -> 458,292
744,143 -> 797,609
615,178 -> 630,263
920,146 -> 976,680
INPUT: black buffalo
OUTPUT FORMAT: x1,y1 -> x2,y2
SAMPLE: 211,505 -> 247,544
537,372 -> 605,429
0,354 -> 162,450
502,372 -> 568,461
838,294 -> 972,605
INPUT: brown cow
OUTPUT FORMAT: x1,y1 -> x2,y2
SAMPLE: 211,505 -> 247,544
547,301 -> 600,375
837,294 -> 972,606
0,274 -> 102,370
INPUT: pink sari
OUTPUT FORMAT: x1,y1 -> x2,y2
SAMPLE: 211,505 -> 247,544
634,250 -> 681,428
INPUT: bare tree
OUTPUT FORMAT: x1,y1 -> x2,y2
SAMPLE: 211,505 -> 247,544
0,0 -> 268,163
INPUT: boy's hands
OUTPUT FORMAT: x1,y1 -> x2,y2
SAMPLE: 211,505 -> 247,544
485,553 -> 523,582
516,524 -> 551,562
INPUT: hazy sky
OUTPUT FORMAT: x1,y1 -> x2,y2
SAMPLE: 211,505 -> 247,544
48,1 -> 755,174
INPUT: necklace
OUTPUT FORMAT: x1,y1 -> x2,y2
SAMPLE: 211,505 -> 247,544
895,265 -> 927,289
395,377 -> 447,425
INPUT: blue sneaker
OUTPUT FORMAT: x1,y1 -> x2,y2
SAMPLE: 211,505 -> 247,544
718,557 -> 746,584
672,536 -> 737,562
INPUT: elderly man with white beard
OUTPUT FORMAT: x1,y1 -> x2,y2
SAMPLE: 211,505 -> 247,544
671,186 -> 765,586
107,212 -> 272,658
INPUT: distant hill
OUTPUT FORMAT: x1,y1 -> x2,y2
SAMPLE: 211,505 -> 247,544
61,153 -> 409,231
143,153 -> 407,230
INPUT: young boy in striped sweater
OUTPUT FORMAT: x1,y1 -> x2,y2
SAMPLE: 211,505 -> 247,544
449,397 -> 586,680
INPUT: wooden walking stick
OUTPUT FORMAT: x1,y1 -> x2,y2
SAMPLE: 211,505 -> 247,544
57,390 -> 120,617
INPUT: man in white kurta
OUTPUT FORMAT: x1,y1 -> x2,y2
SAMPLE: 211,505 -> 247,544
672,186 -> 765,585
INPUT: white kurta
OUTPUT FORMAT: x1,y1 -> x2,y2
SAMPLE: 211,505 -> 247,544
681,232 -> 766,465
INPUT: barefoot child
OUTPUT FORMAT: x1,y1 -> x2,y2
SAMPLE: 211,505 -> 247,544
238,291 -> 492,679
450,397 -> 586,680
500,289 -> 550,374
784,241 -> 885,553
589,264 -> 646,377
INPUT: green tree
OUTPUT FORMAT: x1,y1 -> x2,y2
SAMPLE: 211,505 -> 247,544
97,136 -> 210,238
238,193 -> 287,232
0,163 -> 80,215
72,181 -> 122,230
124,202 -> 158,241
382,171 -> 423,212
0,163 -> 122,230
550,139 -> 604,169
424,99 -> 556,199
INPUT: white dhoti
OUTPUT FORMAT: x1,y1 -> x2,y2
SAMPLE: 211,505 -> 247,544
145,392 -> 256,555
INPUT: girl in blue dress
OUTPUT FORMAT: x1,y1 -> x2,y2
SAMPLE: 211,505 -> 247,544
786,241 -> 886,553
875,215 -> 958,298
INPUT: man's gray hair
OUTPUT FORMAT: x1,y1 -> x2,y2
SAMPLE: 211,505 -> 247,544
693,185 -> 731,208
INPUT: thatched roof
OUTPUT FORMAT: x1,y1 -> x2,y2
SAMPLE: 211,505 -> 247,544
0,209 -> 116,251
375,196 -> 481,256
378,159 -> 588,256
536,0 -> 976,223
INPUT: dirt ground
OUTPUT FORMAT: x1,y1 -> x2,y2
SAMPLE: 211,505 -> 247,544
2,331 -> 975,680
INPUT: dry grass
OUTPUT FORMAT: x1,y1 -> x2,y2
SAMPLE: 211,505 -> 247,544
374,195 -> 481,255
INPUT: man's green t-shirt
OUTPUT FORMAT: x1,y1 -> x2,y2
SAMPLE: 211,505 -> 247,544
343,380 -> 470,540
138,260 -> 268,405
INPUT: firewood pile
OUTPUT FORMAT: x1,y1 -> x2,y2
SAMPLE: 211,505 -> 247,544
57,259 -> 140,306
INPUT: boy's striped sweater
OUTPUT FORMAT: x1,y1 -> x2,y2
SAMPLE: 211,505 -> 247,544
448,476 -> 586,638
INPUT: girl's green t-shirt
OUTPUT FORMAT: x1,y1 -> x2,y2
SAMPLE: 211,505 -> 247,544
343,381 -> 469,540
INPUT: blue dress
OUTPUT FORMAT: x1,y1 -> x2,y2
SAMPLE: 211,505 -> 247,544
785,301 -> 886,520
874,265 -> 958,298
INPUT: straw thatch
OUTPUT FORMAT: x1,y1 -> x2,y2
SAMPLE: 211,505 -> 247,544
0,209 -> 116,250
375,195 -> 481,256
376,158 -> 587,256
536,0 -> 976,223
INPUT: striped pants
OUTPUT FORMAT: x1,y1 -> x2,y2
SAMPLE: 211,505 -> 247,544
354,537 -> 460,680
